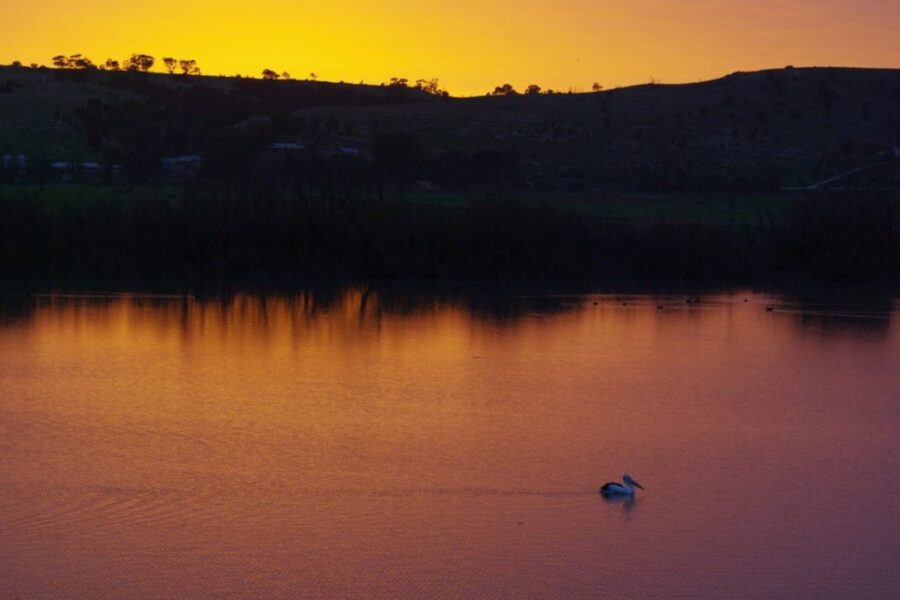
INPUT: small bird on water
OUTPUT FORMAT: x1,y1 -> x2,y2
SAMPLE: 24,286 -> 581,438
600,474 -> 644,497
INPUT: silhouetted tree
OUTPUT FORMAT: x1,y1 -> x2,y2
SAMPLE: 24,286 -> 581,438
491,83 -> 517,96
262,69 -> 280,80
525,84 -> 542,95
71,54 -> 95,69
281,71 -> 291,80
309,72 -> 317,81
592,82 -> 603,91
124,54 -> 154,72
388,77 -> 409,88
414,78 -> 446,96
51,54 -> 95,69
163,57 -> 177,74
11,60 -> 22,67
179,59 -> 200,75
103,59 -> 121,71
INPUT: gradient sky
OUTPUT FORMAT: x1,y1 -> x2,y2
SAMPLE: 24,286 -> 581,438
3,0 -> 899,95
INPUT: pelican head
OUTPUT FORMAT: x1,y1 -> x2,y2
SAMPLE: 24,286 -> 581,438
622,474 -> 644,490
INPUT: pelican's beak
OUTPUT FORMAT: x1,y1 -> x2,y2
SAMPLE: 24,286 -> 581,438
632,480 -> 644,490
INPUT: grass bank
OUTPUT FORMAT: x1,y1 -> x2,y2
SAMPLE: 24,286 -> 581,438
0,185 -> 897,284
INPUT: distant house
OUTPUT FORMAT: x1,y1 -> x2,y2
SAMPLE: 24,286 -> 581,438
161,155 -> 203,179
161,155 -> 203,169
50,161 -> 105,182
270,142 -> 306,152
2,154 -> 26,170
319,145 -> 362,158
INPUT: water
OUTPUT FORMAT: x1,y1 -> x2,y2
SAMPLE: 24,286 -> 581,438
1,289 -> 898,599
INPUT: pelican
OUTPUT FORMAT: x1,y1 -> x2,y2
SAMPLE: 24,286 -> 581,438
600,474 -> 644,497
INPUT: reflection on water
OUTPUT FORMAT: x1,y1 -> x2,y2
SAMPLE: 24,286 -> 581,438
0,294 -> 33,326
0,287 -> 898,599
601,494 -> 640,519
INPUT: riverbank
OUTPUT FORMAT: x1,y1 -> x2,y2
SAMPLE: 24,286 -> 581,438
1,186 -> 897,284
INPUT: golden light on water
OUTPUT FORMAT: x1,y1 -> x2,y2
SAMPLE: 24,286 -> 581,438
3,1 -> 899,95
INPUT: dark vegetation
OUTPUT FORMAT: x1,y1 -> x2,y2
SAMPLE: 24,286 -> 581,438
1,63 -> 899,284
0,185 -> 896,283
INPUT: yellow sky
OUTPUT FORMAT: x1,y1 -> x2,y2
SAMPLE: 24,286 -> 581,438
3,0 -> 899,95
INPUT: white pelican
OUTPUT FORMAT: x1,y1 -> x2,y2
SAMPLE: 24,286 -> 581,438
600,474 -> 644,497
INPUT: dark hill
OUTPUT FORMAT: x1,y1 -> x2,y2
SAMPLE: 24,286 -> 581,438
0,66 -> 432,166
292,67 -> 900,191
2,65 -> 899,190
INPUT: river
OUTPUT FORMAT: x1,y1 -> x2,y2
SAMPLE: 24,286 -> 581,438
1,288 -> 898,598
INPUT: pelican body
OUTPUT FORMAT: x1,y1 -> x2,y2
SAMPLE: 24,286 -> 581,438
600,474 -> 644,497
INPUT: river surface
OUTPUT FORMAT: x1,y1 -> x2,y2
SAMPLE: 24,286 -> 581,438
1,288 -> 898,599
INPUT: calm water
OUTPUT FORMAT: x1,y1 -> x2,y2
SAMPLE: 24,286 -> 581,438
1,289 -> 899,599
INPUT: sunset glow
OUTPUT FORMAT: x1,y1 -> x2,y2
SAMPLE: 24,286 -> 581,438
4,0 -> 899,95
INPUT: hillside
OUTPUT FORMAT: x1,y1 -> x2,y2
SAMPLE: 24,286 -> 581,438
2,65 -> 900,191
293,67 -> 900,191
0,66 -> 432,175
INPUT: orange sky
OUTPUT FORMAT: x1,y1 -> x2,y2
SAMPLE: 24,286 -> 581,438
3,0 -> 899,95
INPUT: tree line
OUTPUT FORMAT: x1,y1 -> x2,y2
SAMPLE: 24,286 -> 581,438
50,53 -> 200,75
44,53 -> 330,84
14,54 -> 612,96
489,82 -> 604,96
383,77 -> 449,97
47,54 -> 296,80
18,56 -> 602,96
